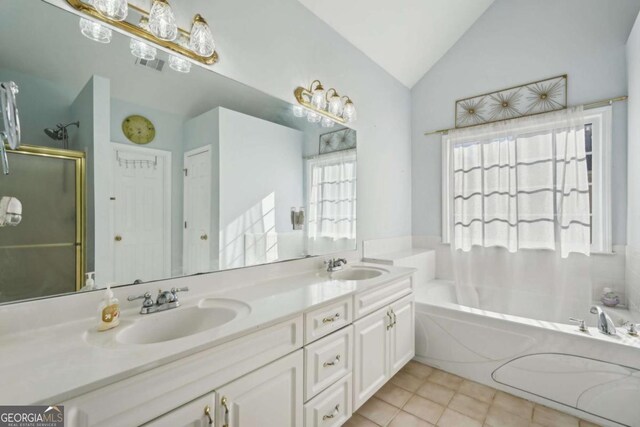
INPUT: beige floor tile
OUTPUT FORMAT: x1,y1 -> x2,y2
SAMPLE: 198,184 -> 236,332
389,410 -> 435,427
416,381 -> 455,406
402,361 -> 434,380
357,397 -> 399,426
484,405 -> 530,427
403,395 -> 445,424
458,380 -> 496,404
428,370 -> 464,390
579,420 -> 602,427
344,413 -> 380,427
533,405 -> 579,427
447,393 -> 489,421
437,408 -> 482,427
390,371 -> 425,392
375,383 -> 413,408
492,391 -> 534,419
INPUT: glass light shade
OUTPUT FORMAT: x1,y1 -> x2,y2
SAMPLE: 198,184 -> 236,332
95,0 -> 128,21
130,19 -> 157,60
169,36 -> 192,73
189,15 -> 215,57
343,101 -> 357,123
306,111 -> 321,123
149,0 -> 178,41
311,88 -> 326,110
79,18 -> 112,43
292,105 -> 306,118
321,117 -> 335,128
328,95 -> 343,116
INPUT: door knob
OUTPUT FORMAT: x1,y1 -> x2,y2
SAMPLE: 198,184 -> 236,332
200,234 -> 208,240
114,235 -> 122,242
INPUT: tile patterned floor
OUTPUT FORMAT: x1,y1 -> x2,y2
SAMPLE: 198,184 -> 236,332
345,361 -> 601,427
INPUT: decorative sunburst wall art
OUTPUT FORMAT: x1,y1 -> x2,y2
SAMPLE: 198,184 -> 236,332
454,75 -> 567,128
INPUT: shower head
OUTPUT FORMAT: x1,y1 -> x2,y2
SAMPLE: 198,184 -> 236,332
43,121 -> 80,141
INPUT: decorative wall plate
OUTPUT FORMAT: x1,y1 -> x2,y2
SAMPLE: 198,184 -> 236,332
319,128 -> 356,154
122,115 -> 156,145
455,75 -> 567,129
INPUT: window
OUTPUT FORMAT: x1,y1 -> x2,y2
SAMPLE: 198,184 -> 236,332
442,106 -> 612,253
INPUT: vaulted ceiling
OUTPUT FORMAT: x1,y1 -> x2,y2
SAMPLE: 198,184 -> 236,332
297,0 -> 494,88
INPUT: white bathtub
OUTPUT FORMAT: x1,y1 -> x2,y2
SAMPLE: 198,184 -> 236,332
414,280 -> 640,427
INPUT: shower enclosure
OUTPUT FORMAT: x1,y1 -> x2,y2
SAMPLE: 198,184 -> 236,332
0,145 -> 85,303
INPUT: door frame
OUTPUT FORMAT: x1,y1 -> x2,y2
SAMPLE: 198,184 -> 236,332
182,145 -> 211,275
109,143 -> 172,282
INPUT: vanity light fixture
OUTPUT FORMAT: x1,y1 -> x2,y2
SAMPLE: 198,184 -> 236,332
294,80 -> 357,125
148,0 -> 178,41
67,0 -> 219,65
169,35 -> 192,73
130,18 -> 157,61
189,14 -> 215,57
95,0 -> 128,21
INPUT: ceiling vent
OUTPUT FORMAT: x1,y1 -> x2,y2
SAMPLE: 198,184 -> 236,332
135,58 -> 165,72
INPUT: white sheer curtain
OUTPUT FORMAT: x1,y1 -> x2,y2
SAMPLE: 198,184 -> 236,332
444,107 -> 592,319
306,149 -> 357,253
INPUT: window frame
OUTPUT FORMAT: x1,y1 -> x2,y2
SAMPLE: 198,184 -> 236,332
441,105 -> 612,253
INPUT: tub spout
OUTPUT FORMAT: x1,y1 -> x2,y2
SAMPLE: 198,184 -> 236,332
590,305 -> 617,336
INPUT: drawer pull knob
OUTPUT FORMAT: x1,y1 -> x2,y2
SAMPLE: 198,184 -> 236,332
323,354 -> 341,367
322,313 -> 340,323
221,396 -> 230,427
391,308 -> 397,328
323,404 -> 340,420
386,311 -> 394,330
204,405 -> 213,425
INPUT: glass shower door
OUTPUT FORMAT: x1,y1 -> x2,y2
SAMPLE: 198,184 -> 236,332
0,146 -> 85,303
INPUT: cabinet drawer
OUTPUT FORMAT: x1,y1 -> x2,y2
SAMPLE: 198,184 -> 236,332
304,297 -> 352,344
354,277 -> 412,319
304,373 -> 352,427
304,325 -> 353,401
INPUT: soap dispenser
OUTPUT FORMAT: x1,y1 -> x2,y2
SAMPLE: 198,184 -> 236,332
98,284 -> 120,331
81,272 -> 96,292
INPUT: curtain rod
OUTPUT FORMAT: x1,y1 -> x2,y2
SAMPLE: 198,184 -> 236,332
423,95 -> 628,137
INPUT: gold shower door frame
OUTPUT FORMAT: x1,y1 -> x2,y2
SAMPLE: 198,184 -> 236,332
7,145 -> 86,291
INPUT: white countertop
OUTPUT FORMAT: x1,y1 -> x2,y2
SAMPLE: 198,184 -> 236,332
0,263 -> 413,405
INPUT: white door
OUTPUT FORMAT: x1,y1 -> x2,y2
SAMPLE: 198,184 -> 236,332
112,145 -> 171,284
183,146 -> 212,275
215,350 -> 303,427
389,295 -> 415,374
143,393 -> 215,427
353,306 -> 391,410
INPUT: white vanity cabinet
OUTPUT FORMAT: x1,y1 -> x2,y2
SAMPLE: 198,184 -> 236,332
143,393 -> 216,427
353,286 -> 414,409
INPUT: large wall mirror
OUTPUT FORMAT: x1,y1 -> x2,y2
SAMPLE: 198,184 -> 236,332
0,1 -> 357,304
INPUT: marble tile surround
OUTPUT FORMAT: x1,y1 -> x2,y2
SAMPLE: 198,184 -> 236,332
347,361 -> 601,427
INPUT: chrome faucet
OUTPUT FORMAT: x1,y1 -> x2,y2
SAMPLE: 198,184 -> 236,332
325,258 -> 347,273
128,287 -> 189,314
590,305 -> 617,336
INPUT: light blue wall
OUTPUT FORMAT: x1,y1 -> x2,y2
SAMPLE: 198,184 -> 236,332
110,99 -> 188,276
0,68 -> 74,148
411,0 -> 640,244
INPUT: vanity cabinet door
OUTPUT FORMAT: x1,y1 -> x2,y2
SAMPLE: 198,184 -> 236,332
215,350 -> 303,427
143,393 -> 215,427
389,294 -> 415,374
353,306 -> 390,410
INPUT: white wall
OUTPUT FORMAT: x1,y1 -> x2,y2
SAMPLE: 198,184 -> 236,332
411,0 -> 640,244
626,12 -> 640,311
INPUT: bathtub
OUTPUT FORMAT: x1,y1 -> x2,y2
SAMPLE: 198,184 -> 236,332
414,280 -> 640,427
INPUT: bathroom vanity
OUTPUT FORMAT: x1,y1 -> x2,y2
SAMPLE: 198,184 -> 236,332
0,262 -> 414,426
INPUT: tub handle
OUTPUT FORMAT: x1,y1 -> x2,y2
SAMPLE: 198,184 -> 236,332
569,317 -> 587,332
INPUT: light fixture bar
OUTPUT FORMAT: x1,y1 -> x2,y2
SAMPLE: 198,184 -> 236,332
294,86 -> 349,125
66,0 -> 218,65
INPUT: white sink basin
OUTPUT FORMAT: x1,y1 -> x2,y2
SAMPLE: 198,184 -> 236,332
331,267 -> 385,281
115,299 -> 250,345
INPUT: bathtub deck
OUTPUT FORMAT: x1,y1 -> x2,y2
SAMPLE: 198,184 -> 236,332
346,361 -> 601,427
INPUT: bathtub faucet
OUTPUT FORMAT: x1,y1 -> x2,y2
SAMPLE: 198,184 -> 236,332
590,305 -> 617,336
